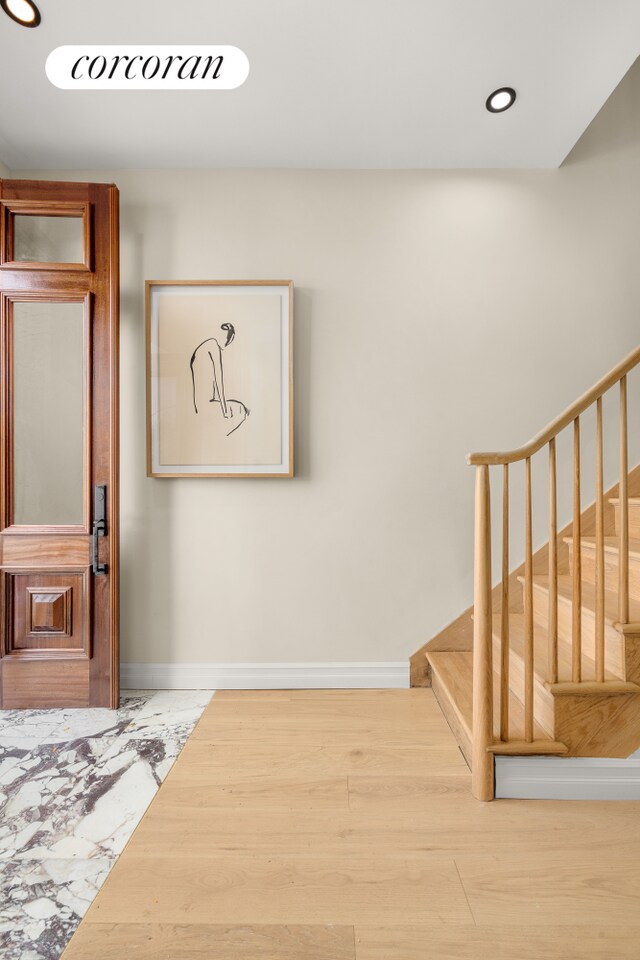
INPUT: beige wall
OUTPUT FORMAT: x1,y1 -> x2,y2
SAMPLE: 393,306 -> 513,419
0,159 -> 11,177
15,59 -> 640,666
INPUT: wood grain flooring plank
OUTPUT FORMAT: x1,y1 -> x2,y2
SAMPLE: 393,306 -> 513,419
354,924 -> 640,959
170,739 -> 468,778
62,924 -> 355,960
190,718 -> 452,744
346,774 -> 477,809
206,690 -> 438,707
345,777 -> 640,839
156,776 -> 350,812
189,727 -> 455,748
191,692 -> 451,742
456,854 -> 640,925
85,856 -> 472,925
211,690 -> 425,701
129,802 -> 640,861
109,806 -> 480,860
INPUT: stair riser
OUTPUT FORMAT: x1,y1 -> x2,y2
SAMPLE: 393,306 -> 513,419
567,540 -> 640,603
554,692 -> 640,758
612,501 -> 640,540
491,633 -> 554,736
529,584 -> 625,679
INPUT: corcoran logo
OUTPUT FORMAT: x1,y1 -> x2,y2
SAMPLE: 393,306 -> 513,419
46,45 -> 249,90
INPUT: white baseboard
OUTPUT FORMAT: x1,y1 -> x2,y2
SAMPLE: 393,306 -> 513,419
496,756 -> 640,800
120,661 -> 410,690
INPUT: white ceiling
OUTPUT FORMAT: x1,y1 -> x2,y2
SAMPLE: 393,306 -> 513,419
0,0 -> 639,170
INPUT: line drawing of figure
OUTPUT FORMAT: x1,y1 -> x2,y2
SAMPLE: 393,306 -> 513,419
189,323 -> 250,437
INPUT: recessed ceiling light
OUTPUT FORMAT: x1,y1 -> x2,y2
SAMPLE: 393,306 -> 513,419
486,87 -> 516,113
1,0 -> 41,27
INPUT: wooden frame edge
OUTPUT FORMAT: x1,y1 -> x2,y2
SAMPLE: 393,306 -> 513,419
0,199 -> 92,272
145,280 -> 153,478
108,184 -> 120,708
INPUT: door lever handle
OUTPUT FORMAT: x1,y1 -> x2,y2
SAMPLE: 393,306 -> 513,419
92,484 -> 108,575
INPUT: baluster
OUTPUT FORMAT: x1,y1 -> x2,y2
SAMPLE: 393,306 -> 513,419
548,439 -> 558,684
595,397 -> 605,682
500,464 -> 509,741
472,464 -> 494,801
572,417 -> 582,683
619,376 -> 629,624
524,457 -> 534,742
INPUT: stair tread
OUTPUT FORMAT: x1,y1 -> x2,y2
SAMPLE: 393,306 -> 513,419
609,498 -> 640,504
526,574 -> 640,626
564,535 -> 640,558
427,650 -> 553,745
493,612 -> 618,683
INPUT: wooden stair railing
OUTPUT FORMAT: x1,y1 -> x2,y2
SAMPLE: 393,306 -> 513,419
467,345 -> 640,801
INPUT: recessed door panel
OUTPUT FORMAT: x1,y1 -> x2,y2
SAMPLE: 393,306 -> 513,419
3,569 -> 89,656
0,178 -> 119,708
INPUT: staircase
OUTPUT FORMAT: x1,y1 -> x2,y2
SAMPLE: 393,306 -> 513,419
419,347 -> 640,800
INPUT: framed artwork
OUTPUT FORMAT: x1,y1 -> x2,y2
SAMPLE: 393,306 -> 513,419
146,280 -> 293,478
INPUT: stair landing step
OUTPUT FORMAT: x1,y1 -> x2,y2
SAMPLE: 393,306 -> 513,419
427,650 -> 555,766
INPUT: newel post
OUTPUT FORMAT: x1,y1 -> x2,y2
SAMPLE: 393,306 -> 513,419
472,464 -> 495,801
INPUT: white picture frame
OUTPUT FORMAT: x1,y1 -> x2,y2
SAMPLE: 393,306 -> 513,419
146,280 -> 293,478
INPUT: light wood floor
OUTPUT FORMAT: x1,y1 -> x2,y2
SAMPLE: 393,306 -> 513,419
63,689 -> 640,959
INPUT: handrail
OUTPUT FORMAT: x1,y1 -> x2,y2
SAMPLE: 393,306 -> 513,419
467,344 -> 640,465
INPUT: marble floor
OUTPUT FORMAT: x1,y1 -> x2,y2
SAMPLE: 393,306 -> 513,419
0,689 -> 214,960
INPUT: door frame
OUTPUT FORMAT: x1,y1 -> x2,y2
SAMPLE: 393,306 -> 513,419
0,178 -> 120,708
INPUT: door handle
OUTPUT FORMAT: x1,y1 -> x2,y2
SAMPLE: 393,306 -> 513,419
92,484 -> 108,575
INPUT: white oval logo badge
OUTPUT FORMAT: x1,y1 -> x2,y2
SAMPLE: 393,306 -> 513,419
46,45 -> 249,90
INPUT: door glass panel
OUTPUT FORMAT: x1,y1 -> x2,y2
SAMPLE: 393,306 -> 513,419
13,216 -> 84,264
13,301 -> 85,525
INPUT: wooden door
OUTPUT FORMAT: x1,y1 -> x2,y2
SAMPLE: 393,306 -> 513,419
0,179 -> 119,708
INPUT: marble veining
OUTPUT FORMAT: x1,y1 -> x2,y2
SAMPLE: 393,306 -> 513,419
0,689 -> 213,959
